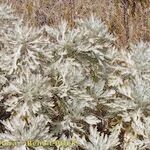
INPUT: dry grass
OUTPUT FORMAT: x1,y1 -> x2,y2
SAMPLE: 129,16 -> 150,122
3,0 -> 150,48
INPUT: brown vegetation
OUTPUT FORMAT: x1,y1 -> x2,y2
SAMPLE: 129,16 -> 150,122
2,0 -> 150,48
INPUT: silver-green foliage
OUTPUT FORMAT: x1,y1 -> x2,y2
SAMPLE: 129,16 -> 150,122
0,3 -> 150,150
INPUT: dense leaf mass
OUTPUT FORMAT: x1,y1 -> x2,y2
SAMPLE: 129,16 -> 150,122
0,3 -> 150,150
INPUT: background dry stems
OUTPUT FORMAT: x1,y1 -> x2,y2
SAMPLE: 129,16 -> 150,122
2,0 -> 150,48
